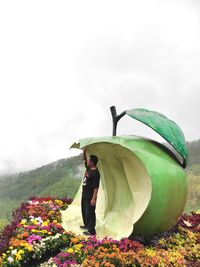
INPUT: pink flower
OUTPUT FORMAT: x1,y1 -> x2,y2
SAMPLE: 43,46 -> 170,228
7,256 -> 14,263
27,234 -> 42,244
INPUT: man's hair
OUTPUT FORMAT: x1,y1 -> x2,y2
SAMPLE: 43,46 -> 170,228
90,155 -> 98,166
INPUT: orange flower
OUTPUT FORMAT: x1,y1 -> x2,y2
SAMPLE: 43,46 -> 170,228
16,231 -> 29,240
9,238 -> 29,248
71,237 -> 79,244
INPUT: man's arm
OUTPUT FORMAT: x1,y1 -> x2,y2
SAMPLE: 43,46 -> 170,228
91,170 -> 100,206
83,149 -> 88,169
83,149 -> 87,161
90,188 -> 99,206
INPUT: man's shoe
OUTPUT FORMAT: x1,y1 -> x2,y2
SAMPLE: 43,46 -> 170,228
83,231 -> 96,236
80,225 -> 87,229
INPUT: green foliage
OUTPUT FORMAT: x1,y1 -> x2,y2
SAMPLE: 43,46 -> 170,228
185,140 -> 200,213
0,199 -> 20,221
0,155 -> 83,223
39,177 -> 81,199
185,173 -> 200,213
0,219 -> 9,231
187,163 -> 200,175
186,139 -> 200,166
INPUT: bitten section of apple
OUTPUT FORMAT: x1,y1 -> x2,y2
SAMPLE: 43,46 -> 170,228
62,135 -> 187,238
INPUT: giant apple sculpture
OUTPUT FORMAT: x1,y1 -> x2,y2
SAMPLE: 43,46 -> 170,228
61,106 -> 188,239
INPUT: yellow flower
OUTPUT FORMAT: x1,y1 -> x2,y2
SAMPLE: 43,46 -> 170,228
31,219 -> 38,225
20,219 -> 27,225
74,244 -> 83,251
48,211 -> 54,215
55,199 -> 63,206
145,248 -> 157,257
42,221 -> 49,226
67,248 -> 74,253
16,254 -> 22,261
24,244 -> 33,252
18,250 -> 24,255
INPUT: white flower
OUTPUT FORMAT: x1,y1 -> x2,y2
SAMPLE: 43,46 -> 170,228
55,233 -> 61,238
7,256 -> 14,263
35,217 -> 43,224
11,249 -> 17,255
183,220 -> 192,227
47,258 -> 54,263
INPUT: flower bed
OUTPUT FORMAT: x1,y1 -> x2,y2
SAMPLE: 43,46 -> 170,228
0,197 -> 72,267
0,197 -> 199,267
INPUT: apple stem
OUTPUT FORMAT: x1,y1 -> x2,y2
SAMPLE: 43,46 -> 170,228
110,106 -> 126,136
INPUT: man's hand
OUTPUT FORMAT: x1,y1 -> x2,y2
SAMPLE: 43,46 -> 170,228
90,198 -> 96,206
83,149 -> 87,161
91,188 -> 98,206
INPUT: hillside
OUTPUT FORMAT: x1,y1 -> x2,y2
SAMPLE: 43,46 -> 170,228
187,139 -> 200,166
0,139 -> 200,229
0,155 -> 83,228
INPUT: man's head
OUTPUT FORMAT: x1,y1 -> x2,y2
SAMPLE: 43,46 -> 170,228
89,155 -> 98,167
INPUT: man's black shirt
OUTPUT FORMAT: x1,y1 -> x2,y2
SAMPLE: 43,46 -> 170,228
82,164 -> 100,197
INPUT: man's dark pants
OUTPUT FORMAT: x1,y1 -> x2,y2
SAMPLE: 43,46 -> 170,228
81,193 -> 96,234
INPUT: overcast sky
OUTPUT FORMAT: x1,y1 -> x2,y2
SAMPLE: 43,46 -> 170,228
0,0 -> 200,174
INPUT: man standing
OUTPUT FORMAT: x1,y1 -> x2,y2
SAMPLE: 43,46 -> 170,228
80,149 -> 100,236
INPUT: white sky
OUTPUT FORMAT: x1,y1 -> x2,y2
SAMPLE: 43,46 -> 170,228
0,0 -> 200,174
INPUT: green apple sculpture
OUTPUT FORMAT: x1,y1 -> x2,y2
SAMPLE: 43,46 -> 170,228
61,106 -> 188,239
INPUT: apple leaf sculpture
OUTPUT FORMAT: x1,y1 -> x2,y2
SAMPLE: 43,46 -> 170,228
61,106 -> 188,239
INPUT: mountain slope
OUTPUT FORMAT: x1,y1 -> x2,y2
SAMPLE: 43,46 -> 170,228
0,155 -> 83,225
